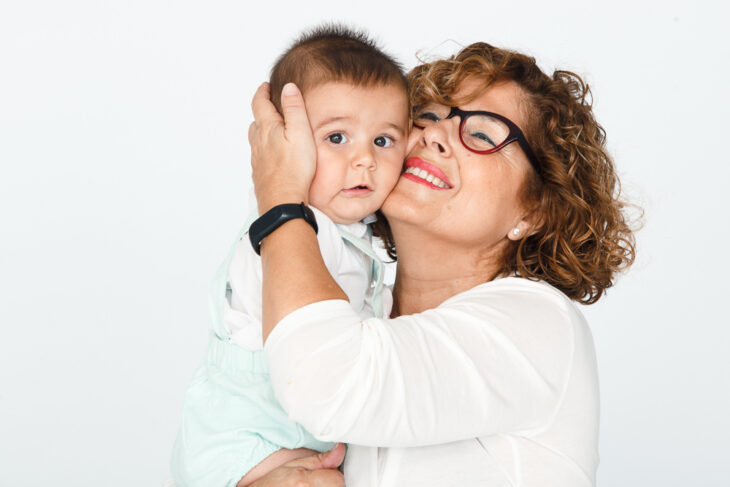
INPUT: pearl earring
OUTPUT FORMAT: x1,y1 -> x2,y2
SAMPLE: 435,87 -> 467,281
512,228 -> 521,236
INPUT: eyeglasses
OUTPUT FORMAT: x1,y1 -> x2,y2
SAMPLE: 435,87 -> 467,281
413,105 -> 543,178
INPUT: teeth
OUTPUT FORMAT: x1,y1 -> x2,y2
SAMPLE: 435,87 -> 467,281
405,166 -> 449,188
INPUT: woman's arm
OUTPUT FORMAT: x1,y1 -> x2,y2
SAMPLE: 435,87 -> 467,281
248,82 -> 347,341
263,282 -> 595,448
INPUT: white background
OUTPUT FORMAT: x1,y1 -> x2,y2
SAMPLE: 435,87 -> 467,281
1,1 -> 728,485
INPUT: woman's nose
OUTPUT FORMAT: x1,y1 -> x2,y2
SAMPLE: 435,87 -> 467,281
421,121 -> 453,157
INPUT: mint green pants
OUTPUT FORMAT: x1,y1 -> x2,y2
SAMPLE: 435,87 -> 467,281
170,334 -> 334,487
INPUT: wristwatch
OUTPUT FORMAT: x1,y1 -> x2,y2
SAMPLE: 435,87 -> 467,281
248,202 -> 318,255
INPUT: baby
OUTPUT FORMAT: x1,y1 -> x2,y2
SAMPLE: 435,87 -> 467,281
171,25 -> 409,487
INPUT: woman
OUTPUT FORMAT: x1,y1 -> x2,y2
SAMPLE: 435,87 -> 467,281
245,42 -> 635,487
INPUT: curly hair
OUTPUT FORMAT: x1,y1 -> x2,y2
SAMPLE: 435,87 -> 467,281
373,42 -> 637,304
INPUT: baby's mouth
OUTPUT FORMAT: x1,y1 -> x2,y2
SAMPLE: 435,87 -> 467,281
341,184 -> 374,196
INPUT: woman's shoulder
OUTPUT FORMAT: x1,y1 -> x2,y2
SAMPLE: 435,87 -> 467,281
448,276 -> 580,310
439,276 -> 590,340
421,277 -> 596,400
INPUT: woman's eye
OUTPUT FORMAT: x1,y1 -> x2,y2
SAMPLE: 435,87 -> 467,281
470,131 -> 496,147
374,136 -> 394,148
327,133 -> 348,144
416,111 -> 441,123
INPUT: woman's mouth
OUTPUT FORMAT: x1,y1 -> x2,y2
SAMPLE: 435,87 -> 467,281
402,157 -> 453,189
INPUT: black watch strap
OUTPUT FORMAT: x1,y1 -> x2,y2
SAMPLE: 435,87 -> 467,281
248,202 -> 318,255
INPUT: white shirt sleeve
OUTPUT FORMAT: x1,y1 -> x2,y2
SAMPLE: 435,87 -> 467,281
226,205 -> 376,348
263,278 -> 587,448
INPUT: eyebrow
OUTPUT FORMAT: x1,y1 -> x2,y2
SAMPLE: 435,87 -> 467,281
314,116 -> 351,131
385,123 -> 406,135
314,116 -> 406,135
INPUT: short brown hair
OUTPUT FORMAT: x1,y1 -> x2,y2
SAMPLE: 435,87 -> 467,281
269,24 -> 407,113
374,42 -> 638,305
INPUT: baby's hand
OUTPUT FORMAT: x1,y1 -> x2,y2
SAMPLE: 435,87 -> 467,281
249,82 -> 317,214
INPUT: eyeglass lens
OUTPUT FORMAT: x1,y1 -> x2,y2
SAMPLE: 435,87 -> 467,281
415,105 -> 510,152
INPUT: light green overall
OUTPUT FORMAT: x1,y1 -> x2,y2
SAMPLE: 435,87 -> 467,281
171,214 -> 385,487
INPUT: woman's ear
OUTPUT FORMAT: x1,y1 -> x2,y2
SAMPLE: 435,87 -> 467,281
506,207 -> 542,241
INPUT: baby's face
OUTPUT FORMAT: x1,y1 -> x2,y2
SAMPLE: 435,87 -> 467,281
303,81 -> 409,225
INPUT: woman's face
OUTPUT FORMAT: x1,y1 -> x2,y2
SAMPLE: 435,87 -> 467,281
382,78 -> 534,250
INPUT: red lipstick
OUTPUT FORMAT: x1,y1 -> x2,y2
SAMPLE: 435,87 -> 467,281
402,157 -> 453,189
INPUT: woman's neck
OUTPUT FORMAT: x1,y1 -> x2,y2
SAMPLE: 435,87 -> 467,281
389,223 -> 507,317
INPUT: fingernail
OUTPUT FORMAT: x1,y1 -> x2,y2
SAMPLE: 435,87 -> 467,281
282,83 -> 298,96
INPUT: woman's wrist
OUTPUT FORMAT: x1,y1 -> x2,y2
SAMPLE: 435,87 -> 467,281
256,189 -> 309,215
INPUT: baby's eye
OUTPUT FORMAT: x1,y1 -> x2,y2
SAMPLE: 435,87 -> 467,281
374,135 -> 394,148
327,133 -> 348,144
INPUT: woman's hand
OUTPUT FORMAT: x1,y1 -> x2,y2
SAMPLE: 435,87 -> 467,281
248,443 -> 346,487
248,82 -> 317,214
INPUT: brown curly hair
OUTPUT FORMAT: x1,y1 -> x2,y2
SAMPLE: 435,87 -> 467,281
373,42 -> 637,304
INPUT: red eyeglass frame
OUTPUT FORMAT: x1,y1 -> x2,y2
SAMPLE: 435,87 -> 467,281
414,106 -> 543,179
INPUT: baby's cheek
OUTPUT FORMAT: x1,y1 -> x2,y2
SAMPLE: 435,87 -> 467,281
307,155 -> 337,202
384,151 -> 406,184
307,177 -> 328,208
393,144 -> 407,164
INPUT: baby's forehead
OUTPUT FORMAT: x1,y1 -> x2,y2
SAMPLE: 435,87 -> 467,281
304,79 -> 408,109
305,78 -> 406,97
303,79 -> 408,129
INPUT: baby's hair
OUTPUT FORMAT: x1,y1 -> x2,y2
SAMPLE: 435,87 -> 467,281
269,24 -> 407,113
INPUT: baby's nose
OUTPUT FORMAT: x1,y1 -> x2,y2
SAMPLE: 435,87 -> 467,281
352,147 -> 377,170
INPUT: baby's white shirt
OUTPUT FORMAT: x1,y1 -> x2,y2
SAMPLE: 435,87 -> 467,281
224,204 -> 391,350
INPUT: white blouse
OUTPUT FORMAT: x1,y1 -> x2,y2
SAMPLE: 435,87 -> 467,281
264,277 -> 599,487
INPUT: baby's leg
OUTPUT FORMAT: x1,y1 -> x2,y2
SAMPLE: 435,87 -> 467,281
236,448 -> 319,486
